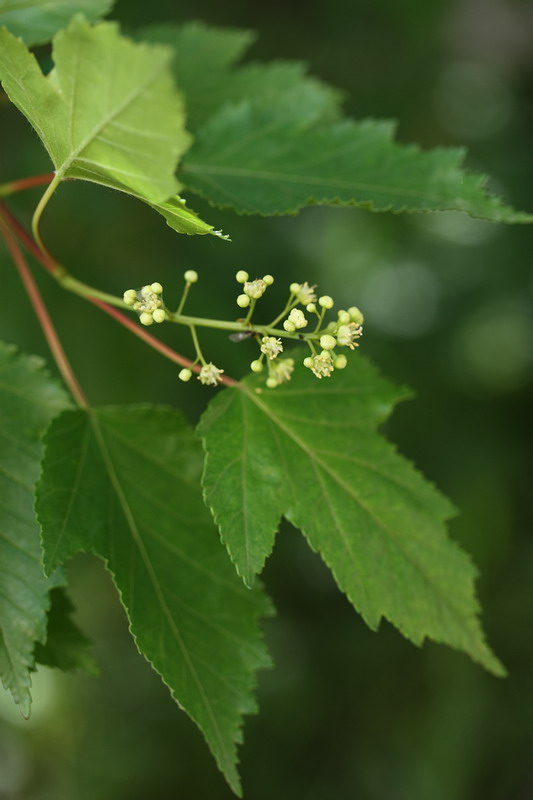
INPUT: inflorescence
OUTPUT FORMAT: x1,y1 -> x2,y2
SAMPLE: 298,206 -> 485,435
123,271 -> 363,389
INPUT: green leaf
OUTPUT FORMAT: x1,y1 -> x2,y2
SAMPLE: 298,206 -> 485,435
0,18 -> 220,237
198,361 -> 504,676
0,0 -> 114,46
0,342 -> 69,716
182,107 -> 532,222
141,22 -> 342,132
148,195 -> 229,239
36,405 -> 272,796
34,587 -> 98,675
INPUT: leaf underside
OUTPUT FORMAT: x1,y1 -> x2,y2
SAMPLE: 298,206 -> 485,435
0,341 -> 69,715
198,360 -> 504,676
36,405 -> 272,796
0,0 -> 114,46
0,18 -> 219,236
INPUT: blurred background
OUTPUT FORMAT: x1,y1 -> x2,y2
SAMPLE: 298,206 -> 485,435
1,0 -> 533,797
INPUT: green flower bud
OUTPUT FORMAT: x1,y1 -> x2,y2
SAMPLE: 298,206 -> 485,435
184,270 -> 198,284
306,302 -> 317,313
236,270 -> 249,283
237,293 -> 251,308
152,309 -> 166,323
283,319 -> 296,332
250,359 -> 263,373
123,289 -> 137,305
303,356 -> 314,368
289,282 -> 301,295
141,284 -> 151,295
266,377 -> 278,389
348,306 -> 364,325
150,282 -> 163,294
263,274 -> 274,285
334,354 -> 348,369
319,295 -> 334,309
139,312 -> 154,326
337,310 -> 350,324
320,334 -> 336,350
178,368 -> 192,382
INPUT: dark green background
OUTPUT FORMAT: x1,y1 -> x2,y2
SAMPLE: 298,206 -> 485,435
1,1 -> 533,797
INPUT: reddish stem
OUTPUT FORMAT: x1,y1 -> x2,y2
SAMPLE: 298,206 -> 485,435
0,216 -> 88,408
0,202 -> 238,388
2,172 -> 55,196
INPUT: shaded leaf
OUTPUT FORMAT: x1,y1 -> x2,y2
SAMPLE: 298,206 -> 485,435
34,587 -> 98,674
0,0 -> 114,46
0,342 -> 69,715
198,360 -> 504,676
182,106 -> 532,222
142,22 -> 342,132
0,18 -> 219,236
37,405 -> 272,796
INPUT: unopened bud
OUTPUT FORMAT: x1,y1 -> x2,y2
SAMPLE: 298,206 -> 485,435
237,294 -> 251,308
319,295 -> 334,309
178,368 -> 192,382
250,360 -> 263,373
150,282 -> 163,294
184,270 -> 198,284
334,354 -> 348,369
320,334 -> 336,350
283,319 -> 296,332
139,312 -> 154,326
152,309 -> 166,323
236,270 -> 249,283
263,274 -> 274,286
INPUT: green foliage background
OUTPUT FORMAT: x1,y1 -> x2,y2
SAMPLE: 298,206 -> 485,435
1,0 -> 532,798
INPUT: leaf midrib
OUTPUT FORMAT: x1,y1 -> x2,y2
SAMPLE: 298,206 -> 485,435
54,51 -> 171,183
87,410 -> 232,775
243,386 -> 471,624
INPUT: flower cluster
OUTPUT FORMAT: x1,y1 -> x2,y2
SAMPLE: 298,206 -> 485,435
123,283 -> 166,326
124,271 -> 363,390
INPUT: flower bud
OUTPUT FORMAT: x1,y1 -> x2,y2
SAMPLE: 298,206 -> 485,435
266,377 -> 278,389
334,354 -> 348,369
288,308 -> 308,329
263,274 -> 274,285
178,368 -> 192,382
337,310 -> 350,324
139,312 -> 154,326
123,289 -> 137,305
250,360 -> 263,373
303,356 -> 314,368
150,282 -> 163,294
237,294 -> 251,308
152,309 -> 166,323
319,295 -> 334,309
320,334 -> 336,350
184,270 -> 198,284
289,282 -> 301,295
283,319 -> 296,332
348,306 -> 364,325
306,302 -> 317,313
236,270 -> 249,283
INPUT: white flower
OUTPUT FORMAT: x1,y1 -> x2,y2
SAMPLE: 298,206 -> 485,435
244,279 -> 267,299
296,282 -> 317,305
308,351 -> 334,379
268,358 -> 295,386
287,308 -> 308,329
260,336 -> 284,360
133,285 -> 163,313
198,363 -> 224,386
336,323 -> 363,349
